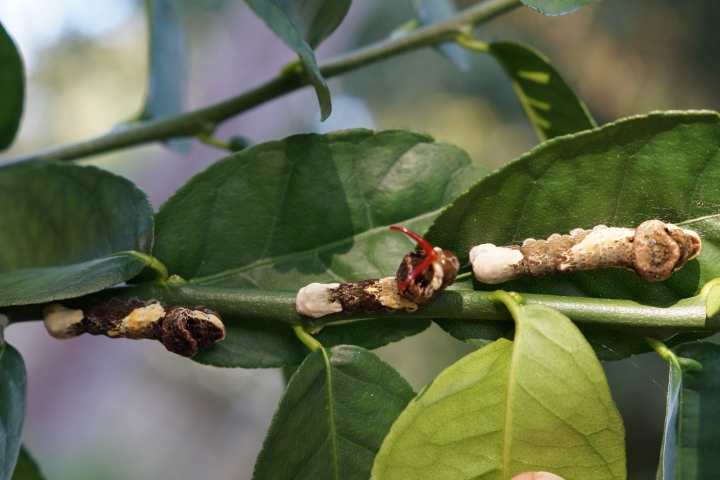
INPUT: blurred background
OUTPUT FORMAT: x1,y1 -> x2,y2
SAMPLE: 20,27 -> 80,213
1,0 -> 719,478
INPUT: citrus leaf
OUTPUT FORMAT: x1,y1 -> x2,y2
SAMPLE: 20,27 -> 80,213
668,342 -> 720,479
426,111 -> 720,357
252,345 -> 415,480
488,40 -> 596,141
244,0 -> 333,120
655,344 -> 682,480
0,21 -> 24,151
0,163 -> 154,307
416,0 -> 471,71
155,129 -> 487,367
141,0 -> 189,152
0,340 -> 27,480
522,0 -> 602,16
275,0 -> 352,49
11,446 -> 44,480
371,299 -> 626,480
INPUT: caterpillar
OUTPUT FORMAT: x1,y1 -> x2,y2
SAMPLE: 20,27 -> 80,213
43,299 -> 226,357
470,220 -> 702,284
296,226 -> 459,318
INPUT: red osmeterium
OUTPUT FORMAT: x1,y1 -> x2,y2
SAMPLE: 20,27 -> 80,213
389,226 -> 439,292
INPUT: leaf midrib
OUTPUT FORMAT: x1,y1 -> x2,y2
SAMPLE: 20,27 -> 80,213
321,347 -> 340,480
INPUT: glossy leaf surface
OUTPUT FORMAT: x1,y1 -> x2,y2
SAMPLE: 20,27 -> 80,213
427,111 -> 720,355
522,0 -> 602,15
488,40 -> 596,141
417,0 -> 470,71
0,163 -> 154,306
275,0 -> 351,49
141,0 -> 189,152
0,341 -> 27,480
671,342 -> 720,478
0,22 -> 24,151
11,446 -> 44,480
252,345 -> 415,480
155,129 -> 486,367
656,346 -> 682,480
244,0 -> 332,120
372,301 -> 625,480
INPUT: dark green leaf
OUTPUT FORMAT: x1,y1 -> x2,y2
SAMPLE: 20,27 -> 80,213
671,342 -> 720,478
0,163 -> 154,307
0,341 -> 27,480
275,0 -> 352,49
0,22 -> 24,151
252,345 -> 415,480
522,0 -> 602,16
141,0 -> 189,152
155,129 -> 486,367
244,0 -> 333,120
417,0 -> 470,71
656,346 -> 682,480
11,446 -> 44,480
426,111 -> 720,357
372,299 -> 626,479
488,40 -> 596,141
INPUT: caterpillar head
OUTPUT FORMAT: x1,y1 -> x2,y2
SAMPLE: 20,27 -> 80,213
390,226 -> 459,305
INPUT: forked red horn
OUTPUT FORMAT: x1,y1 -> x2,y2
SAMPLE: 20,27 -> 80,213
389,226 -> 438,292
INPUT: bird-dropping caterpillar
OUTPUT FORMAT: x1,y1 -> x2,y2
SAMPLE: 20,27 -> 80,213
43,299 -> 226,357
296,226 -> 459,318
470,219 -> 701,284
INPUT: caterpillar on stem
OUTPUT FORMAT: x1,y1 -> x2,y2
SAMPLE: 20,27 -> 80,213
296,226 -> 459,318
470,220 -> 702,284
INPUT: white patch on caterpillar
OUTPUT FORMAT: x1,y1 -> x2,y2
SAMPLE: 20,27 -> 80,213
43,303 -> 84,339
110,302 -> 166,337
470,244 -> 524,284
678,227 -> 702,260
430,247 -> 444,290
296,283 -> 342,318
191,310 -> 226,341
561,227 -> 635,271
371,277 -> 418,312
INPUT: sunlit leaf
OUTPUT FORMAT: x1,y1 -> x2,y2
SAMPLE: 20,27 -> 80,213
155,129 -> 487,367
522,0 -> 602,16
252,345 -> 415,479
0,163 -> 154,307
372,297 -> 626,479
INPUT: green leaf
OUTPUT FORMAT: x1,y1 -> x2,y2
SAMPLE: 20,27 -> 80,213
372,297 -> 626,480
11,446 -> 44,480
0,22 -> 24,151
669,341 -> 720,479
521,0 -> 602,16
275,0 -> 352,49
426,111 -> 720,357
252,345 -> 415,480
154,129 -> 487,368
141,0 -> 189,152
416,0 -> 470,71
488,40 -> 596,141
244,0 -> 333,120
0,163 -> 154,307
0,341 -> 27,480
654,342 -> 682,480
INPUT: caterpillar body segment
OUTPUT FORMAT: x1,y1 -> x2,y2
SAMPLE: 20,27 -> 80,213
296,227 -> 459,318
43,299 -> 225,357
470,220 -> 701,284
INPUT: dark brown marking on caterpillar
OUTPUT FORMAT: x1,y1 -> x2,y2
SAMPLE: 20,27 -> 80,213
296,227 -> 459,318
43,299 -> 225,357
470,220 -> 702,284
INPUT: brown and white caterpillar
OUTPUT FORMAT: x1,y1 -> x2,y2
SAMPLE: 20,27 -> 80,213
43,299 -> 226,357
470,220 -> 702,284
296,226 -> 459,318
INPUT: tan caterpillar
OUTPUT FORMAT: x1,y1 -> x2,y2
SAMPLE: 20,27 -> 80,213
470,220 -> 701,284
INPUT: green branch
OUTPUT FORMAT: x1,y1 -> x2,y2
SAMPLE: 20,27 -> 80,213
0,0 -> 522,168
6,282 -> 720,339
